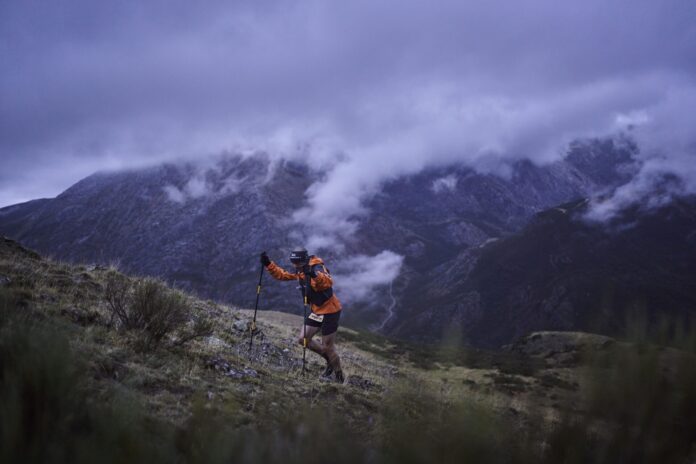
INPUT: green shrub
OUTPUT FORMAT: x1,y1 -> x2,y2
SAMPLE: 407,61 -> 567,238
104,274 -> 212,350
131,278 -> 189,349
104,271 -> 140,329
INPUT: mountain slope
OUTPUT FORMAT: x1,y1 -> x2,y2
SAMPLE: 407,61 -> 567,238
0,138 -> 639,343
393,196 -> 696,347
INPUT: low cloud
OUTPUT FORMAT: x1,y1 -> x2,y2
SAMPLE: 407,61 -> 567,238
286,73 -> 694,248
1,0 -> 695,239
432,175 -> 458,194
331,251 -> 404,303
584,169 -> 683,223
585,84 -> 696,221
184,176 -> 208,199
160,158 -> 249,204
163,185 -> 185,204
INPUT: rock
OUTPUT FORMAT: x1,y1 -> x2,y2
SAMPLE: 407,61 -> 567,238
205,356 -> 258,379
233,320 -> 249,332
206,356 -> 232,372
0,275 -> 10,287
223,367 -> 258,379
206,336 -> 230,350
86,264 -> 107,272
345,375 -> 382,392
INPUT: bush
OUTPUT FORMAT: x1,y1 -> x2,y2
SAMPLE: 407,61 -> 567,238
131,278 -> 189,349
104,274 -> 212,350
104,271 -> 139,329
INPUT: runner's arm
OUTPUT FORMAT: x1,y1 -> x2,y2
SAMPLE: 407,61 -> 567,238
267,262 -> 298,281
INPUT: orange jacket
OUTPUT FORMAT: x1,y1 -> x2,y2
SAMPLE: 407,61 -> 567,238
266,256 -> 342,315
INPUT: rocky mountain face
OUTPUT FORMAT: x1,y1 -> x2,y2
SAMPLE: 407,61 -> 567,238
332,137 -> 640,330
396,196 -> 696,347
0,155 -> 312,308
0,138 -> 641,346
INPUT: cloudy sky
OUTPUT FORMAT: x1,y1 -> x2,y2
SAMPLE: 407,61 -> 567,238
1,0 -> 695,209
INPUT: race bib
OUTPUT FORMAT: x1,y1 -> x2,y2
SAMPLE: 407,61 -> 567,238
308,313 -> 324,323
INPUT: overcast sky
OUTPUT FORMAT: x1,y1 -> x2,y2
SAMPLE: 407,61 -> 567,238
1,0 -> 695,209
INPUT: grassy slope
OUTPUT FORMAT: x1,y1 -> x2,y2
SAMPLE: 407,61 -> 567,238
0,236 -> 581,424
3,235 -> 696,462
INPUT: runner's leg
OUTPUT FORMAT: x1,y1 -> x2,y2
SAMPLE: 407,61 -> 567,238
296,324 -> 323,355
321,331 -> 342,374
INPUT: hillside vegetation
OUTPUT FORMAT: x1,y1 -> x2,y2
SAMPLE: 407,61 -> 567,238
2,236 -> 696,463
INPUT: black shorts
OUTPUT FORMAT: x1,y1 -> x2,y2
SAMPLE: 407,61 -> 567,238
304,310 -> 341,336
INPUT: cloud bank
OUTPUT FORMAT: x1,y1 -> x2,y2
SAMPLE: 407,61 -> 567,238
585,84 -> 696,221
1,0 -> 695,238
331,251 -> 405,304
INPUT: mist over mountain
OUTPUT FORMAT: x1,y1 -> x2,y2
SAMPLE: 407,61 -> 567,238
0,137 -> 646,346
3,1 -> 695,212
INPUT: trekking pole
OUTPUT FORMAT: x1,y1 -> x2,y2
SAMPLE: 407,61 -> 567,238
301,273 -> 310,376
248,260 -> 265,355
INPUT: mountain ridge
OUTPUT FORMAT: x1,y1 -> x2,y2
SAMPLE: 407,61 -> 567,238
0,137 -> 641,346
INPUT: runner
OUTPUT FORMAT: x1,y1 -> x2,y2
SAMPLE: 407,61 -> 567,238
260,248 -> 344,383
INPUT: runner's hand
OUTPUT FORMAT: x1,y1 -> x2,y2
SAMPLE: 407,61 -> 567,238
260,252 -> 271,267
